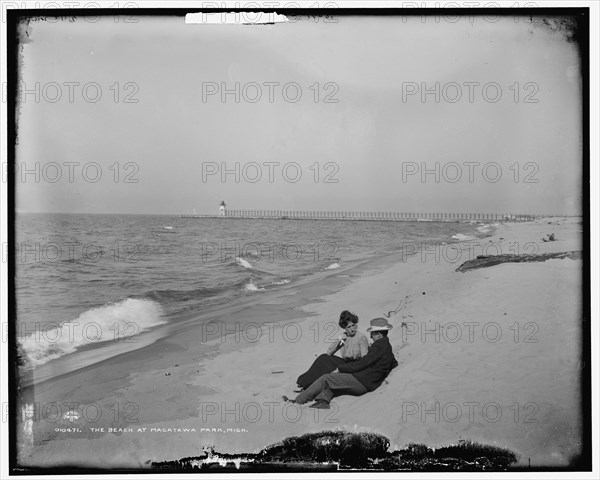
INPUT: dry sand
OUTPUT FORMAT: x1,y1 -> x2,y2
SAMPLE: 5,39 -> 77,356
19,217 -> 584,468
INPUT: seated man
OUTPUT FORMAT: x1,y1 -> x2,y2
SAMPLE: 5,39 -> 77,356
284,317 -> 398,409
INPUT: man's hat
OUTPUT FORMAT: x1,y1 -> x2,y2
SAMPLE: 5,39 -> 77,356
366,317 -> 393,332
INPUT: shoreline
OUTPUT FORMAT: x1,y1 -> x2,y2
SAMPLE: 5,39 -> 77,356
22,218 -> 490,386
22,249 -> 399,387
17,217 -> 584,469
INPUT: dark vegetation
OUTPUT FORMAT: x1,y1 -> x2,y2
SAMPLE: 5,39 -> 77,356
151,431 -> 518,472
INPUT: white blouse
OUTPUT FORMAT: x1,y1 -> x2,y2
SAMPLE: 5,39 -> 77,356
326,332 -> 369,360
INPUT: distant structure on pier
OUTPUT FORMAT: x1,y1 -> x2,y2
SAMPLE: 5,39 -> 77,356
182,209 -> 549,223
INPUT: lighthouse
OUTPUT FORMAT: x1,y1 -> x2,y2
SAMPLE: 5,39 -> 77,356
219,200 -> 226,216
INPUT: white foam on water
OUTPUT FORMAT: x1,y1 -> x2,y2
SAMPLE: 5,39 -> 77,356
20,298 -> 166,366
272,279 -> 290,285
325,263 -> 340,270
236,257 -> 253,269
451,234 -> 479,241
243,282 -> 265,292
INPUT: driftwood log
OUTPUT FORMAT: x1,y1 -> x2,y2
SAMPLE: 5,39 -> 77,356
456,251 -> 582,273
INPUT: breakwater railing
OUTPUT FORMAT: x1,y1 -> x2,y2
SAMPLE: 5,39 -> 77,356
182,210 -> 543,222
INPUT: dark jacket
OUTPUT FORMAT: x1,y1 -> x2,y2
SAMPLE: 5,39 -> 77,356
337,336 -> 398,391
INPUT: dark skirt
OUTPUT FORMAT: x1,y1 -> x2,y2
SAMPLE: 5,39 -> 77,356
296,354 -> 348,389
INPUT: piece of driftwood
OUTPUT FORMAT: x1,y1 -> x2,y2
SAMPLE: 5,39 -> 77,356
455,251 -> 582,273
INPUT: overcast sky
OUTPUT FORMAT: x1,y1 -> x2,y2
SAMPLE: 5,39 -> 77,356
14,13 -> 583,215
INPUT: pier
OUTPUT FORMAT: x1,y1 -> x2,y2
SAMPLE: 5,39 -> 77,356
181,210 -> 546,222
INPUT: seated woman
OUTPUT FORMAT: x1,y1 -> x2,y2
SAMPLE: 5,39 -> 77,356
296,310 -> 369,390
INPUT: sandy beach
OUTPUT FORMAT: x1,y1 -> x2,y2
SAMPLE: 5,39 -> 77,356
18,217 -> 584,469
